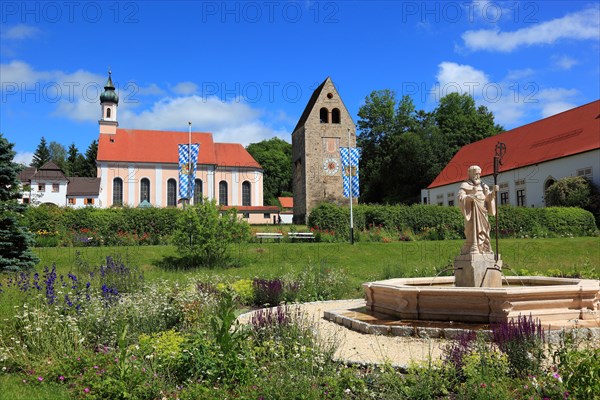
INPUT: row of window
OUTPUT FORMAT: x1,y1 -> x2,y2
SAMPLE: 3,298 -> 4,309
437,187 -> 527,207
319,107 -> 341,124
36,183 -> 60,192
112,178 -> 253,207
68,198 -> 95,205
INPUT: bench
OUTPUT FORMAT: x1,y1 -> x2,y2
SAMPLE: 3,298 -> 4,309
255,232 -> 283,242
287,232 -> 315,241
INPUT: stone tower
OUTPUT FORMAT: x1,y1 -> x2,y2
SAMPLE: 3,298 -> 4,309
292,77 -> 356,224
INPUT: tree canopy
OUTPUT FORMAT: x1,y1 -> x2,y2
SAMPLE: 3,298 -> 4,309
246,137 -> 292,205
357,91 -> 503,204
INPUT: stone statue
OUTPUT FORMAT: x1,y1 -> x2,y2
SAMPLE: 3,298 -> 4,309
457,165 -> 498,255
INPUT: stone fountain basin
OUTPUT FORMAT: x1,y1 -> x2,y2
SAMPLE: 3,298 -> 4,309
363,276 -> 600,325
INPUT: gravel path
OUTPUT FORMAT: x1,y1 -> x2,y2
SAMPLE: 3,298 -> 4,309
239,299 -> 447,368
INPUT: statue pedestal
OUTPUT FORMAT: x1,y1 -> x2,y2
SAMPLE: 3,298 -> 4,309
454,253 -> 502,288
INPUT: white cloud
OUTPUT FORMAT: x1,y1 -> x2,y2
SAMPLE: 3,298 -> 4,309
461,6 -> 600,52
433,62 -> 583,127
552,55 -> 578,70
119,95 -> 284,146
137,83 -> 165,96
171,81 -> 198,95
14,151 -> 34,166
2,24 -> 41,40
435,62 -> 489,96
504,68 -> 535,81
537,88 -> 579,117
0,60 -> 51,85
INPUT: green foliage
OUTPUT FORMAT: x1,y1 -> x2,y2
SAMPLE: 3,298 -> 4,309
309,203 -> 597,242
82,140 -> 98,177
246,137 -> 292,205
25,206 -> 181,246
30,137 -> 51,169
357,91 -> 502,204
47,141 -> 67,172
171,201 -> 250,267
0,134 -> 39,271
545,176 -> 600,228
552,331 -> 600,400
545,176 -> 591,208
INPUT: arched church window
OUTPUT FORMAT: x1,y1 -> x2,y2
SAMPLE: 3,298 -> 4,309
242,181 -> 251,206
106,108 -> 111,118
332,108 -> 340,124
320,108 -> 329,123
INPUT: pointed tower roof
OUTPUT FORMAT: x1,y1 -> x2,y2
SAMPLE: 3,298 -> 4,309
292,77 -> 330,132
100,70 -> 119,104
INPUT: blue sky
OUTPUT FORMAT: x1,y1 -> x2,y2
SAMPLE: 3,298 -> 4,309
1,1 -> 599,165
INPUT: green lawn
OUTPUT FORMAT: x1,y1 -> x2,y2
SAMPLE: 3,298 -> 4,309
31,237 -> 600,297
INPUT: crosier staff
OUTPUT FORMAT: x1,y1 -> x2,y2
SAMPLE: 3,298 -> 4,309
493,142 -> 506,263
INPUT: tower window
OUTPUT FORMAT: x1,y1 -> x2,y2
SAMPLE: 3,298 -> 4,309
140,178 -> 150,202
242,181 -> 251,206
106,108 -> 111,118
219,181 -> 228,205
327,93 -> 333,99
332,108 -> 341,124
319,107 -> 329,123
167,179 -> 177,206
113,178 -> 123,206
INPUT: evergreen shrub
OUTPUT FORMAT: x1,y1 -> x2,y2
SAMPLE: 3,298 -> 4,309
309,203 -> 597,241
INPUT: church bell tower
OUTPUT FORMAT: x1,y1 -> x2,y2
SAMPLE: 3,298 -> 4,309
99,70 -> 119,135
291,77 -> 356,224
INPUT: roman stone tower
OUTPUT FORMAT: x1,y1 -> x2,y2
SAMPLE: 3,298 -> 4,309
292,77 -> 356,224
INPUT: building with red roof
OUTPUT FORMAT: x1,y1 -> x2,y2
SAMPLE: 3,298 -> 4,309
96,73 -> 273,222
421,100 -> 600,208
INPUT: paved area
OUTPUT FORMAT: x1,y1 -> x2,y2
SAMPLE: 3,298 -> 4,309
239,299 -> 447,367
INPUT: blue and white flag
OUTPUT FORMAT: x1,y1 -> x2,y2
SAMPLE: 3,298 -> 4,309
340,147 -> 361,198
178,143 -> 200,199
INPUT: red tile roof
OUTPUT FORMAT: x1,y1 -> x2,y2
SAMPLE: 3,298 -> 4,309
278,196 -> 293,208
214,143 -> 262,168
428,100 -> 600,188
97,128 -> 261,168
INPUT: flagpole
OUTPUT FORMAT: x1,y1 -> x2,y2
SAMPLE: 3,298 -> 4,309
348,128 -> 354,245
188,121 -> 192,207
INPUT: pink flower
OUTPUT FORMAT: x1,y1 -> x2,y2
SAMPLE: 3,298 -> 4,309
480,383 -> 487,388
84,388 -> 90,393
59,376 -> 65,381
37,376 -> 43,382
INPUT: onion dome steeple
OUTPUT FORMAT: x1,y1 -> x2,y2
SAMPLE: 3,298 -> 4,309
100,70 -> 119,105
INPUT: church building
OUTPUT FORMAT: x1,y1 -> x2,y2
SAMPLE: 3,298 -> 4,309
422,100 -> 600,208
96,73 -> 274,223
291,77 -> 356,223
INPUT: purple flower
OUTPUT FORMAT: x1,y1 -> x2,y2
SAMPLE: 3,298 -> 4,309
37,376 -> 43,382
84,387 -> 90,393
59,376 -> 65,381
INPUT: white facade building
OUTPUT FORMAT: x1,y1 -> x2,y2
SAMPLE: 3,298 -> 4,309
422,100 -> 600,208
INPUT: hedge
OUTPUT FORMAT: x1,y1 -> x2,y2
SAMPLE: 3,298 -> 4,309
24,206 -> 182,246
308,203 -> 597,241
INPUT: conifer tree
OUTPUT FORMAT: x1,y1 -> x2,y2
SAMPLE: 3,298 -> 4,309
0,133 -> 39,271
82,140 -> 98,177
31,136 -> 51,168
